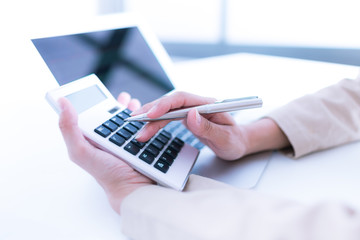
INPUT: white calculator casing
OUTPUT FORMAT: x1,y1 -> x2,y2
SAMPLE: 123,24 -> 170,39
46,74 -> 199,191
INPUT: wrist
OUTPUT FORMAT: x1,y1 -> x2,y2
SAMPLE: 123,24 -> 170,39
242,118 -> 290,156
106,182 -> 151,215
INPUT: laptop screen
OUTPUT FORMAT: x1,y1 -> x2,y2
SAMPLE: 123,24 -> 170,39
32,27 -> 175,104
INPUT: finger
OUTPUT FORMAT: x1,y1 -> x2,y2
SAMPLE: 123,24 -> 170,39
206,112 -> 236,126
117,92 -> 131,107
135,120 -> 170,142
59,98 -> 132,176
186,109 -> 227,141
146,92 -> 216,119
131,100 -> 158,115
132,92 -> 215,118
58,98 -> 94,161
127,98 -> 141,111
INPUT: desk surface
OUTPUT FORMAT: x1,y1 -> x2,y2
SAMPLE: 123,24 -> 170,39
174,53 -> 360,207
1,38 -> 359,239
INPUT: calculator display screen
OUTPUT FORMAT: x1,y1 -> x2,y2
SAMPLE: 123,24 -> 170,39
65,85 -> 107,113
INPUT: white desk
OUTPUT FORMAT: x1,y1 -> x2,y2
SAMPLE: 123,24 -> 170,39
175,54 -> 360,208
1,34 -> 359,239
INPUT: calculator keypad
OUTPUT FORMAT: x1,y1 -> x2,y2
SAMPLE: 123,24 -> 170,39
93,109 -> 184,174
94,126 -> 111,137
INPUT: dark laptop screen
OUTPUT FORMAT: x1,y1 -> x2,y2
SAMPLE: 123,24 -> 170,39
32,27 -> 175,104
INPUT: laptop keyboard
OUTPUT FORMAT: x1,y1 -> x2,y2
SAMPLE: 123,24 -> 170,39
94,108 -> 203,174
163,121 -> 205,150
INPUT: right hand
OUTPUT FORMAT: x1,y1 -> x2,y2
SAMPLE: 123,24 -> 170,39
132,91 -> 251,160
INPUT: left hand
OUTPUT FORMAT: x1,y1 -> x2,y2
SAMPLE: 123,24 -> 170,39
58,92 -> 154,214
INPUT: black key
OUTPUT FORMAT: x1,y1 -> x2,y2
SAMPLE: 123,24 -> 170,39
156,134 -> 169,145
123,108 -> 132,115
130,121 -> 144,129
151,139 -> 164,150
173,137 -> 185,147
145,145 -> 160,157
110,116 -> 124,127
116,128 -> 132,140
103,120 -> 118,132
154,160 -> 170,173
124,124 -> 138,134
109,134 -> 126,147
124,142 -> 140,155
159,153 -> 174,166
94,125 -> 111,138
160,130 -> 172,139
139,151 -> 155,164
117,111 -> 131,120
171,141 -> 182,149
169,142 -> 181,153
131,139 -> 146,149
164,147 -> 178,159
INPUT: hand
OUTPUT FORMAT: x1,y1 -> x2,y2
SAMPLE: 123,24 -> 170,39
132,91 -> 251,160
58,92 -> 154,214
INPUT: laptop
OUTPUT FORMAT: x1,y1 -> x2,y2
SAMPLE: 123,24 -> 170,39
31,13 -> 271,189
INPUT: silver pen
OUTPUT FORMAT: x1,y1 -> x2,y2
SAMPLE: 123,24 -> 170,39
125,96 -> 263,122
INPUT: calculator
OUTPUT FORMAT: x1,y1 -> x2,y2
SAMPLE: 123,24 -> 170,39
46,74 -> 199,191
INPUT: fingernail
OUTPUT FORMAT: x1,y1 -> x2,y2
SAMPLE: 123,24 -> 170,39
195,110 -> 201,125
135,129 -> 145,140
131,109 -> 139,116
131,107 -> 146,116
148,104 -> 159,115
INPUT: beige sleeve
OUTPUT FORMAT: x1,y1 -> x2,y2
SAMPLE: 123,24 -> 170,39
266,77 -> 360,158
121,175 -> 360,240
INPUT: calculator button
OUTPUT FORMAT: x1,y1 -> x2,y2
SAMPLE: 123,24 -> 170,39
123,108 -> 132,115
156,134 -> 169,145
159,153 -> 174,166
160,130 -> 172,139
145,145 -> 160,157
124,124 -> 138,135
168,142 -> 181,153
110,116 -> 124,127
124,142 -> 140,155
117,111 -> 131,120
102,120 -> 118,132
116,128 -> 132,140
130,121 -> 144,129
154,160 -> 169,173
164,147 -> 178,159
139,151 -> 155,164
131,139 -> 147,149
151,139 -> 164,150
94,125 -> 111,138
173,137 -> 185,147
109,134 -> 126,147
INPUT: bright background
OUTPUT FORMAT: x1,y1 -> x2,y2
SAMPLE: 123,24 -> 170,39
2,0 -> 360,65
1,2 -> 360,239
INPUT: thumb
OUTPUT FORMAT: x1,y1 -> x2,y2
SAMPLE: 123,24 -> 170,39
186,109 -> 219,141
58,97 -> 93,161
